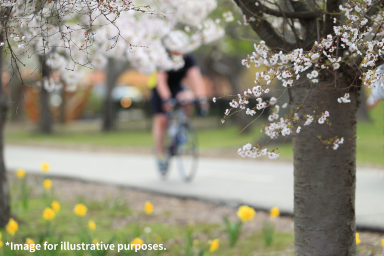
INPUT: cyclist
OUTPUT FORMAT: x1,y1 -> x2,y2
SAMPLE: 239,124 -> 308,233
152,33 -> 208,172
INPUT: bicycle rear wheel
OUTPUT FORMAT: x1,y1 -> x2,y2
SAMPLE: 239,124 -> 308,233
176,123 -> 198,182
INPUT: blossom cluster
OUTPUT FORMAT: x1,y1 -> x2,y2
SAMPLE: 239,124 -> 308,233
238,143 -> 280,160
336,1 -> 384,88
338,93 -> 351,103
318,111 -> 330,124
332,137 -> 344,150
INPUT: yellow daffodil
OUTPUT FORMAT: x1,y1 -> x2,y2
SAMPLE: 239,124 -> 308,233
43,207 -> 55,221
43,179 -> 52,190
356,233 -> 361,245
41,162 -> 50,173
0,240 -> 3,248
25,238 -> 35,249
237,205 -> 256,222
130,238 -> 144,246
6,218 -> 18,236
92,239 -> 98,245
381,238 -> 384,249
51,201 -> 60,212
88,220 -> 96,231
209,239 -> 219,252
144,201 -> 153,215
155,236 -> 162,243
74,204 -> 87,216
270,207 -> 280,219
16,169 -> 26,179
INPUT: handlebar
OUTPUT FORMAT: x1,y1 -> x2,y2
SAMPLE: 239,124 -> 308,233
164,98 -> 200,107
164,98 -> 209,116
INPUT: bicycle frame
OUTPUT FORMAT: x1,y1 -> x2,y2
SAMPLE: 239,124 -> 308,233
166,101 -> 196,139
167,106 -> 188,155
158,99 -> 199,182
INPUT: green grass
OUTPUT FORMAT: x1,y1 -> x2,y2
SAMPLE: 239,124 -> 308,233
0,177 -> 295,256
355,101 -> 384,167
278,101 -> 384,167
5,129 -> 155,148
4,125 -> 263,151
5,102 -> 384,167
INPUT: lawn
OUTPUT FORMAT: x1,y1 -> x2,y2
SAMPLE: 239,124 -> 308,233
1,174 -> 296,256
5,101 -> 384,167
4,123 -> 263,151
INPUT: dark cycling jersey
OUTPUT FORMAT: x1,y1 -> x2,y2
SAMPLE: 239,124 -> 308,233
151,54 -> 196,114
165,55 -> 196,90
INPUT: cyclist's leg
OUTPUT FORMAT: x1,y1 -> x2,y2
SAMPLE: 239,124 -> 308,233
151,88 -> 168,155
153,113 -> 168,155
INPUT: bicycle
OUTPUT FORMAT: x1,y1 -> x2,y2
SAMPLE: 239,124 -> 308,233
157,99 -> 201,182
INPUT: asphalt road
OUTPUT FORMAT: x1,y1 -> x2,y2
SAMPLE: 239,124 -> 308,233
5,144 -> 384,230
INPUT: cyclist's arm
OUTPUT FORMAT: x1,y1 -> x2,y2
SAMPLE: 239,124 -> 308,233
156,71 -> 172,101
186,66 -> 205,98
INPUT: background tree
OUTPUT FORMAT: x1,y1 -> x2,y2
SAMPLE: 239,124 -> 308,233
0,5 -> 14,227
0,34 -> 10,227
217,0 -> 384,254
196,7 -> 261,133
102,58 -> 129,131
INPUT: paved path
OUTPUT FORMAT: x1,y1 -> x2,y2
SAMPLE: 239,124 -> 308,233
5,145 -> 384,230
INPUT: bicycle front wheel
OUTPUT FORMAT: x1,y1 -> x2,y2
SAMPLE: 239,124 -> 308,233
176,123 -> 198,182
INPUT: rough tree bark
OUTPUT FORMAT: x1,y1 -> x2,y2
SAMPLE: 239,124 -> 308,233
39,56 -> 52,133
0,33 -> 11,227
291,71 -> 357,255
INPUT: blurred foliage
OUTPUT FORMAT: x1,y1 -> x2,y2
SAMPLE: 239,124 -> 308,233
84,92 -> 104,116
196,0 -> 260,58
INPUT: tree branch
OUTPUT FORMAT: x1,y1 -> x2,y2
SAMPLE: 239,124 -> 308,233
289,0 -> 318,50
257,2 -> 320,19
323,0 -> 341,36
234,0 -> 297,52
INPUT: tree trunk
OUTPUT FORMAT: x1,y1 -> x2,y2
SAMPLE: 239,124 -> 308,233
39,57 -> 52,133
0,33 -> 11,227
10,75 -> 24,122
102,58 -> 129,132
291,71 -> 357,255
59,83 -> 66,124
